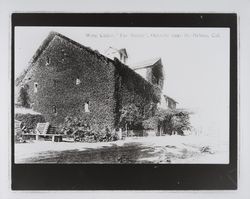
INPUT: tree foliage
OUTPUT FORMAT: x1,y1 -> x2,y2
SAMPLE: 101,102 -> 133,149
143,108 -> 191,135
15,113 -> 45,130
119,104 -> 142,129
18,84 -> 30,108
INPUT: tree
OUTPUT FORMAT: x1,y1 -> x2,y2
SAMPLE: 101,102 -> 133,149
119,104 -> 142,133
143,108 -> 192,136
171,111 -> 191,135
143,102 -> 157,119
18,84 -> 30,108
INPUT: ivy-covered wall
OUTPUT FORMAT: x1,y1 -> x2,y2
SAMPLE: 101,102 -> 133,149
19,34 -> 117,131
114,58 -> 161,127
17,32 -> 162,132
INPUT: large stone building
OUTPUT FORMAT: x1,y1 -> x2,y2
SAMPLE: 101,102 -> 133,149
16,32 -> 164,132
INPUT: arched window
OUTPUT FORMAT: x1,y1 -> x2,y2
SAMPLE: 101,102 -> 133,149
84,101 -> 90,112
45,56 -> 50,66
34,82 -> 38,93
76,77 -> 81,85
52,105 -> 57,114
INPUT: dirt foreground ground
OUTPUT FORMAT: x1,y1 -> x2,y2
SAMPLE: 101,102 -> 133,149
15,135 -> 229,164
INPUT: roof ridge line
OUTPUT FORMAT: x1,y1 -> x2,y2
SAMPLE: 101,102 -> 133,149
132,57 -> 161,70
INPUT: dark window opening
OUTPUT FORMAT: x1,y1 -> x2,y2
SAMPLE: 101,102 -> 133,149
53,80 -> 59,87
46,56 -> 50,65
53,106 -> 57,114
34,82 -> 38,93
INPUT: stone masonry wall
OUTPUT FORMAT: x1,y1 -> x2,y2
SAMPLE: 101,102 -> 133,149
20,35 -> 117,131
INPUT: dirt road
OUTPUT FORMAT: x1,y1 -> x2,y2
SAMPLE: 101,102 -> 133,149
15,135 -> 228,164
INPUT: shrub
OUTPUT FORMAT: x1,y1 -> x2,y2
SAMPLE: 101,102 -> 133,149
60,116 -> 119,142
15,113 -> 46,130
73,129 -> 119,143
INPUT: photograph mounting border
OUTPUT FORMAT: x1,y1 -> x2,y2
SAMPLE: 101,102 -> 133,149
11,13 -> 237,190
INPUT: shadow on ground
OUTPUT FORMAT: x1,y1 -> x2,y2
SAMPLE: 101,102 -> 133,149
23,142 -> 160,164
19,140 -> 215,164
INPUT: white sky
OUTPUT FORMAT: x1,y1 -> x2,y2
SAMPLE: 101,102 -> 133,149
15,27 -> 230,138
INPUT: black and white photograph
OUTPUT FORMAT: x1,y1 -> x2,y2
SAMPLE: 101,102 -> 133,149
14,26 -> 230,164
2,0 -> 250,196
9,13 -> 238,191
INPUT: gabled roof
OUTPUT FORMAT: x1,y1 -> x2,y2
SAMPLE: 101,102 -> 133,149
16,32 -> 58,86
30,31 -> 112,65
16,31 -> 114,85
131,57 -> 161,70
16,31 -> 159,96
104,47 -> 128,58
29,31 -> 58,65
